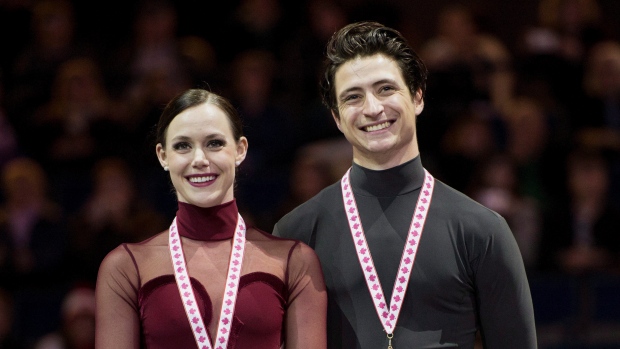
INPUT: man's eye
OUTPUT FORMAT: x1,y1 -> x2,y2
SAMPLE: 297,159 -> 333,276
344,95 -> 360,102
380,85 -> 395,92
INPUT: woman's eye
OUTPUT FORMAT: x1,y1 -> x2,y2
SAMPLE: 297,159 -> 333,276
207,139 -> 225,148
172,142 -> 191,151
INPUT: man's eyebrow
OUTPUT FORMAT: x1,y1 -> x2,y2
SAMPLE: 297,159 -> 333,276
338,86 -> 362,100
338,78 -> 400,100
372,78 -> 399,87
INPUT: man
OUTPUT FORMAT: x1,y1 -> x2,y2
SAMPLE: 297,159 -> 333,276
273,21 -> 537,348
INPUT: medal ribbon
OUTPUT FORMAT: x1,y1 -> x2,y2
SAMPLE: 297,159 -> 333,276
340,168 -> 434,337
168,214 -> 246,349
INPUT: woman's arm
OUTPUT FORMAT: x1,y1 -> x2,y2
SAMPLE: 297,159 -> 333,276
284,242 -> 327,349
95,245 -> 141,349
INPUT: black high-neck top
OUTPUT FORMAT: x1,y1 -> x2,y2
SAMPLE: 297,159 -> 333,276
349,157 -> 424,197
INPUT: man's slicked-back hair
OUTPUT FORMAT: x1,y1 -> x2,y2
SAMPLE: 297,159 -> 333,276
319,21 -> 428,117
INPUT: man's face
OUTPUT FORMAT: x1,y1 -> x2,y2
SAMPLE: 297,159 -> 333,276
332,54 -> 424,169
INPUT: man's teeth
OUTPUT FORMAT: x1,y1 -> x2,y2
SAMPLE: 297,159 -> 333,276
365,121 -> 391,132
189,176 -> 215,183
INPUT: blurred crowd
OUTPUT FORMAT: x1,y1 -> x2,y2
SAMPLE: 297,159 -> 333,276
0,0 -> 619,348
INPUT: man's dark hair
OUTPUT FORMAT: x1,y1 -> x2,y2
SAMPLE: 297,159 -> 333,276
319,21 -> 428,117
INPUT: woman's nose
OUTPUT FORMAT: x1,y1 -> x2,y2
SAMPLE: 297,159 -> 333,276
191,148 -> 209,168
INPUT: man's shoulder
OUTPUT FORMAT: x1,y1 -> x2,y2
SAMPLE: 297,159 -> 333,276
285,182 -> 341,215
273,182 -> 341,240
432,180 -> 506,225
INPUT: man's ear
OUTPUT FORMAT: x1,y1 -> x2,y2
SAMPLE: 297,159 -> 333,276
414,89 -> 424,116
332,110 -> 343,133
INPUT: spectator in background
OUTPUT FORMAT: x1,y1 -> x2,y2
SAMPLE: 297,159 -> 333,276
283,0 -> 349,125
436,111 -> 500,193
518,0 -> 608,120
176,35 -> 220,89
418,3 -> 513,158
276,138 -> 352,221
103,0 -> 198,216
217,0 -> 296,64
522,0 -> 606,64
0,0 -> 31,77
503,95 -> 568,208
420,3 -> 513,104
0,73 -> 20,170
296,0 -> 350,144
227,49 -> 298,229
0,288 -> 25,349
468,154 -> 543,270
0,157 -> 68,344
65,157 -> 167,286
5,0 -> 95,142
578,40 -> 620,132
577,40 -> 620,205
0,157 -> 67,289
29,56 -> 123,213
34,286 -> 95,349
539,147 -> 620,273
105,0 -> 196,137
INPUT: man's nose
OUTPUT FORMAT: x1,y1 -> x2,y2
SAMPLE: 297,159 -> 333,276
363,93 -> 384,117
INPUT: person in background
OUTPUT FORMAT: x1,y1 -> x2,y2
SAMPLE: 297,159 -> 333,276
29,56 -> 124,214
467,154 -> 543,270
34,286 -> 96,349
0,288 -> 25,349
0,157 -> 68,345
226,49 -> 298,229
539,147 -> 620,273
95,88 -> 326,348
65,156 -> 168,286
273,21 -> 536,348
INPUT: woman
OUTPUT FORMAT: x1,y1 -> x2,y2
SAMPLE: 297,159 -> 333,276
95,89 -> 327,348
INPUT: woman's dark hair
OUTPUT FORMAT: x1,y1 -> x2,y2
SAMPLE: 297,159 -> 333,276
320,21 -> 428,117
155,88 -> 244,148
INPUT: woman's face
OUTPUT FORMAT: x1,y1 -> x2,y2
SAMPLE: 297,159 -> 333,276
156,102 -> 247,207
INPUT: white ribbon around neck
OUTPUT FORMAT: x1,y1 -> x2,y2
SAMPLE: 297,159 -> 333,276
168,214 -> 246,349
340,168 -> 434,336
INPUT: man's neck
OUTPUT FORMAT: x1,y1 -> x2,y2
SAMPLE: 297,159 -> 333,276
353,149 -> 420,171
350,156 -> 424,197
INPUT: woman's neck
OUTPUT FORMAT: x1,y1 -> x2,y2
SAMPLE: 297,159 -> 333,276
175,200 -> 239,241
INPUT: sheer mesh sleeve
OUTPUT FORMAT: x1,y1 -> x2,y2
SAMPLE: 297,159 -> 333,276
95,244 -> 142,349
284,241 -> 327,349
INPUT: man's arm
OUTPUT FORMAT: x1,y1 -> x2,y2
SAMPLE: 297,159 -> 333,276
475,214 -> 537,348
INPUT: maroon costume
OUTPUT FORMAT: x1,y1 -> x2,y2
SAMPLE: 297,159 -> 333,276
96,200 -> 325,348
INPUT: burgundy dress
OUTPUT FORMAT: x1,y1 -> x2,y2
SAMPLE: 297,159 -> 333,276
95,200 -> 326,349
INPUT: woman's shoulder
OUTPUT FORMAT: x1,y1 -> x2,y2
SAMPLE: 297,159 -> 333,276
247,227 -> 316,257
101,231 -> 169,266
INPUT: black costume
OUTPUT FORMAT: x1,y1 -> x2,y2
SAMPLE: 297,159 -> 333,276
274,156 -> 536,349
